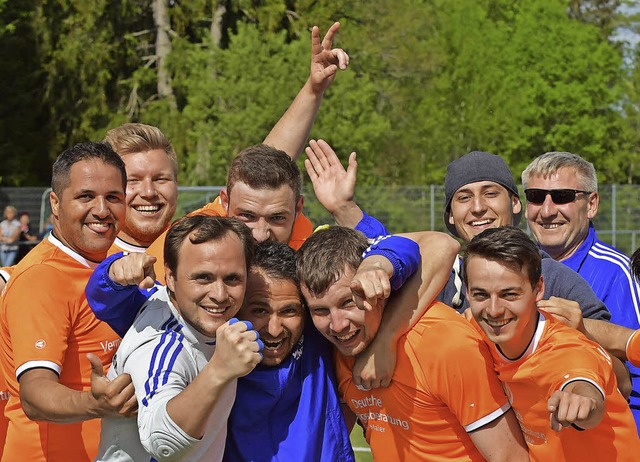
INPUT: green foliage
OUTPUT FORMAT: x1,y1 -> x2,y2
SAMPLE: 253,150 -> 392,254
0,0 -> 639,190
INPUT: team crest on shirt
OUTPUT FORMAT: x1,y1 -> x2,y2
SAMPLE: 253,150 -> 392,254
34,339 -> 46,349
291,335 -> 304,361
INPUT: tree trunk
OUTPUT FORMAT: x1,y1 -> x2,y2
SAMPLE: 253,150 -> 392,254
152,0 -> 176,108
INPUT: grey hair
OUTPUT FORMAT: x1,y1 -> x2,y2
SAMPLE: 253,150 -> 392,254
521,152 -> 597,192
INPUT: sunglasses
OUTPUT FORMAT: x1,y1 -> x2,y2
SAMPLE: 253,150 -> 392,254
524,188 -> 591,205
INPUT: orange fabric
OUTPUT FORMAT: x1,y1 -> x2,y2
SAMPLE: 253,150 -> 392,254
0,239 -> 119,462
146,195 -> 313,283
480,313 -> 640,462
336,302 -> 510,461
0,374 -> 7,461
627,329 -> 640,368
0,266 -> 13,460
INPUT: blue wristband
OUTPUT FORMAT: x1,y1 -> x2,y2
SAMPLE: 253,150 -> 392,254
363,235 -> 420,291
355,211 -> 389,239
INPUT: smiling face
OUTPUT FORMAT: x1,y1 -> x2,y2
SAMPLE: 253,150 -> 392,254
221,182 -> 302,244
448,181 -> 522,243
466,256 -> 544,359
119,149 -> 178,247
524,167 -> 598,261
165,231 -> 247,338
238,268 -> 304,366
50,158 -> 126,262
302,265 -> 384,357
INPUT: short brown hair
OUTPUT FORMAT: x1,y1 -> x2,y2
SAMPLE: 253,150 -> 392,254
226,144 -> 301,199
164,215 -> 254,275
52,142 -> 126,196
463,226 -> 542,289
296,226 -> 368,296
104,123 -> 178,177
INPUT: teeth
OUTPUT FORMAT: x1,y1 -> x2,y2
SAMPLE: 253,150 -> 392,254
133,205 -> 161,214
263,339 -> 285,351
203,307 -> 226,314
336,331 -> 358,342
86,222 -> 111,232
471,219 -> 492,226
541,223 -> 561,229
485,319 -> 510,327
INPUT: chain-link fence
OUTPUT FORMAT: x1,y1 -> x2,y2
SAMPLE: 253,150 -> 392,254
1,184 -> 639,256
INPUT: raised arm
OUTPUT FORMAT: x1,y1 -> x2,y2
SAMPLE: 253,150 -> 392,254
352,231 -> 460,389
263,23 -> 349,159
85,252 -> 158,337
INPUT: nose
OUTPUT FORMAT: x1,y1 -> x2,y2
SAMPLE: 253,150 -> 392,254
470,195 -> 487,214
329,309 -> 350,334
539,193 -> 557,218
93,197 -> 110,218
209,281 -> 229,303
267,314 -> 284,338
485,296 -> 503,318
139,177 -> 158,199
251,219 -> 271,243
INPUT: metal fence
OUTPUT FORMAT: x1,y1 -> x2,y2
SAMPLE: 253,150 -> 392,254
1,184 -> 638,256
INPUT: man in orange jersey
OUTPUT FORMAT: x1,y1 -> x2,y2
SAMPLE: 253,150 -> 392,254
0,143 -> 137,462
296,226 -> 529,462
464,226 -> 640,461
146,144 -> 313,282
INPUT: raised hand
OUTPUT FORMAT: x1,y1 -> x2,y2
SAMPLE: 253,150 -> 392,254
309,22 -> 350,95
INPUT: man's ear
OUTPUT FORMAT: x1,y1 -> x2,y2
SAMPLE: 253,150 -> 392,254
165,265 -> 176,295
219,188 -> 230,214
587,192 -> 599,220
535,275 -> 545,302
50,191 -> 60,218
512,196 -> 522,215
295,195 -> 304,216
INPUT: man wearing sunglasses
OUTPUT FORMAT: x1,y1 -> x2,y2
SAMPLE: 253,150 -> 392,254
440,151 -> 610,324
522,151 -> 640,431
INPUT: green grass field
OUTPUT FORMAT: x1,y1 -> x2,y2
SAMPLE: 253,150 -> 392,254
350,427 -> 373,462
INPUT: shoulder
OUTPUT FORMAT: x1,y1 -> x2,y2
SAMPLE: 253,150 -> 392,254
410,303 -> 485,358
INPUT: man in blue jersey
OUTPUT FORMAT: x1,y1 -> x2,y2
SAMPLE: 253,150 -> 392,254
522,151 -> 640,432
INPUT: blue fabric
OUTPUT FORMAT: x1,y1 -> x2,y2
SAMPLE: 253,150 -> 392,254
363,235 -> 421,291
224,323 -> 354,462
85,252 -> 157,337
354,211 -> 388,239
86,254 -> 355,460
561,223 -> 640,433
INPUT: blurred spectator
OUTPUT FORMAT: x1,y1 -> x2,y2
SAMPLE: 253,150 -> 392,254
0,206 -> 21,266
39,213 -> 54,240
17,212 -> 38,263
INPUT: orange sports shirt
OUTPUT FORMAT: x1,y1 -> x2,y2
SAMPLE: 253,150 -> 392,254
0,234 -> 120,462
336,302 -> 511,461
145,195 -> 313,283
627,329 -> 640,368
0,266 -> 13,461
480,311 -> 640,462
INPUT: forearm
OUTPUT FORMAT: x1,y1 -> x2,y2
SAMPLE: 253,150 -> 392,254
263,79 -> 322,160
376,232 -> 460,342
583,319 -> 634,360
165,361 -> 236,439
20,372 -> 98,423
332,201 -> 364,229
85,252 -> 151,337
